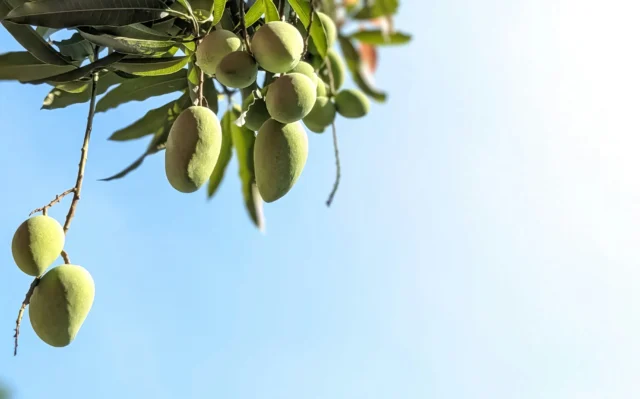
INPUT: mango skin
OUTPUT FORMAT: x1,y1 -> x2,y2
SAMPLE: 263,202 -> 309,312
317,48 -> 345,90
11,215 -> 65,277
254,119 -> 308,202
265,73 -> 317,123
242,94 -> 270,131
196,29 -> 243,75
29,264 -> 95,348
287,61 -> 318,87
303,96 -> 336,130
165,106 -> 222,193
335,89 -> 370,118
251,21 -> 304,73
316,81 -> 328,97
215,51 -> 258,89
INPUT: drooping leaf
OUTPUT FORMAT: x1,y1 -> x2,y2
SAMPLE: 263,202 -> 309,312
108,98 -> 179,141
42,72 -> 128,110
101,93 -> 191,181
207,107 -> 234,198
0,51 -> 75,82
202,75 -> 218,113
95,69 -> 188,113
79,27 -> 177,56
244,0 -> 264,28
287,0 -> 327,58
230,106 -> 264,230
338,35 -> 386,102
351,0 -> 398,20
23,51 -> 126,84
3,0 -> 176,29
263,0 -> 279,22
112,55 -> 190,76
53,33 -> 94,61
212,0 -> 226,25
350,29 -> 411,45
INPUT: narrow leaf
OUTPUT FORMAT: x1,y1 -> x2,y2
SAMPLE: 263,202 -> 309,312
53,33 -> 94,61
79,27 -> 176,56
207,107 -> 234,198
112,55 -> 190,76
287,0 -> 310,26
95,69 -> 188,113
244,0 -> 265,28
264,0 -> 279,22
202,76 -> 218,113
352,0 -> 398,20
310,10 -> 328,58
338,36 -> 386,102
0,51 -> 75,81
350,30 -> 411,45
212,0 -> 226,24
23,51 -> 126,84
108,99 -> 178,141
3,0 -> 175,29
42,72 -> 128,110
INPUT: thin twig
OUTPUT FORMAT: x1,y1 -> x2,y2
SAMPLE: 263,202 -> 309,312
238,0 -> 252,54
326,122 -> 341,207
29,188 -> 75,216
303,0 -> 316,55
61,250 -> 70,264
14,277 -> 39,356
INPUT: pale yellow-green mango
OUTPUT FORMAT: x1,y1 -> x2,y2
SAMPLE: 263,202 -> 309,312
316,81 -> 328,97
242,94 -> 270,131
165,106 -> 222,193
196,29 -> 243,75
335,89 -> 370,118
251,21 -> 304,73
317,48 -> 345,90
308,11 -> 337,54
287,61 -> 318,87
303,119 -> 327,134
215,51 -> 258,89
265,73 -> 317,123
303,97 -> 336,130
11,215 -> 65,277
29,264 -> 95,347
254,119 -> 308,202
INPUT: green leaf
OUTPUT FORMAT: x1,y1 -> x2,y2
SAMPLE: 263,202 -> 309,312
207,107 -> 234,198
212,0 -> 226,25
3,0 -> 175,29
202,75 -> 218,113
310,11 -> 328,58
0,51 -> 75,82
338,35 -> 386,102
108,98 -> 179,141
112,55 -> 190,76
349,29 -> 411,45
352,0 -> 398,20
23,51 -> 126,84
287,0 -> 310,25
79,27 -> 177,56
244,0 -> 264,28
35,26 -> 59,40
230,105 -> 264,230
53,33 -> 94,61
264,0 -> 279,22
42,72 -> 128,110
95,69 -> 188,113
186,60 -> 201,105
101,93 -> 191,181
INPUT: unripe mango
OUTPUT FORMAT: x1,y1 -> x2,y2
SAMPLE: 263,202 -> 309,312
11,215 -> 64,277
265,73 -> 317,123
316,81 -> 328,97
165,106 -> 222,193
242,94 -> 270,131
196,29 -> 243,75
254,119 -> 308,202
335,89 -> 370,118
29,264 -> 95,347
287,61 -> 318,87
251,21 -> 304,73
317,48 -> 345,90
303,119 -> 326,134
215,51 -> 258,89
303,97 -> 336,131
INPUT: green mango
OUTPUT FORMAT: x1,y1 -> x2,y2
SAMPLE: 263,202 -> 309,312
215,51 -> 258,89
11,215 -> 65,276
265,73 -> 317,123
196,29 -> 243,75
251,21 -> 304,73
335,89 -> 370,118
303,97 -> 336,131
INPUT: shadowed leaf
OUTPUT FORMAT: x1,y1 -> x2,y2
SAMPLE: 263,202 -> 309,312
112,55 -> 190,76
79,27 -> 176,56
244,0 -> 264,27
42,72 -> 128,110
350,29 -> 411,45
338,35 -> 386,102
0,51 -> 75,82
207,107 -> 234,198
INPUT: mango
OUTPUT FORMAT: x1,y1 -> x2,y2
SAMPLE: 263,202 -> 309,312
196,29 -> 243,75
287,61 -> 318,87
308,12 -> 337,54
165,106 -> 222,193
335,89 -> 370,118
265,73 -> 317,123
251,21 -> 304,73
215,51 -> 258,89
12,215 -> 65,277
254,119 -> 308,202
303,97 -> 336,131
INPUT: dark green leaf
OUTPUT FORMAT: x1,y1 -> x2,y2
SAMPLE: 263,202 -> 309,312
244,0 -> 264,28
79,27 -> 177,56
338,35 -> 386,102
202,75 -> 218,113
53,33 -> 94,61
42,72 -> 128,110
350,29 -> 411,45
95,69 -> 188,113
35,26 -> 59,40
151,17 -> 177,34
112,55 -> 190,76
230,105 -> 264,230
3,0 -> 175,29
264,0 -> 279,22
108,98 -> 180,141
207,107 -> 234,198
23,51 -> 126,84
0,51 -> 75,82
352,0 -> 398,20
212,0 -> 226,24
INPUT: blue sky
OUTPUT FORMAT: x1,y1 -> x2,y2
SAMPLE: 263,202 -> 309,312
2,0 -> 640,398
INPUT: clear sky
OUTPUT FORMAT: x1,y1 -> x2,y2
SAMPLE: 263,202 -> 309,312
2,0 -> 640,398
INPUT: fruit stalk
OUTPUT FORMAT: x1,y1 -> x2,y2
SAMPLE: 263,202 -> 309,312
323,50 -> 341,206
13,277 -> 39,356
237,0 -> 252,54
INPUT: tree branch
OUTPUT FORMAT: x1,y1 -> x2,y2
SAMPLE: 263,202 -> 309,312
29,188 -> 75,216
326,121 -> 341,207
13,277 -> 39,356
